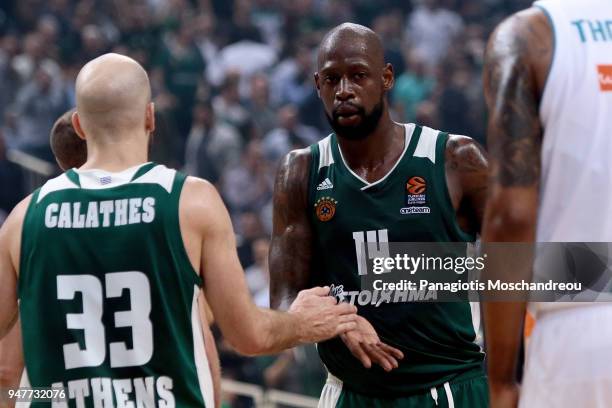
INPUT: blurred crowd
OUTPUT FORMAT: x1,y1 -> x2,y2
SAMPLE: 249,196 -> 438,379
0,0 -> 531,403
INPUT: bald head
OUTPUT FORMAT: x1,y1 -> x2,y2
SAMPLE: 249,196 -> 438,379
318,23 -> 385,69
74,53 -> 153,141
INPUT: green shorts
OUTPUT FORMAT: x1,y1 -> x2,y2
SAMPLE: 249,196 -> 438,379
318,373 -> 489,408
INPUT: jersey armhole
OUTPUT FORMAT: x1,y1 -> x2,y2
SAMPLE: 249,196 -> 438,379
307,144 -> 320,208
18,189 -> 41,297
435,133 -> 476,243
169,172 -> 203,288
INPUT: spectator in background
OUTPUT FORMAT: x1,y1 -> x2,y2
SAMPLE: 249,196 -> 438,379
11,62 -> 67,160
392,51 -> 435,122
12,32 -> 60,84
262,104 -> 320,164
184,100 -> 242,185
221,140 -> 272,214
154,17 -> 206,138
0,129 -> 24,216
0,34 -> 20,126
212,71 -> 252,140
247,73 -> 277,139
245,237 -> 271,308
405,0 -> 463,71
235,211 -> 265,271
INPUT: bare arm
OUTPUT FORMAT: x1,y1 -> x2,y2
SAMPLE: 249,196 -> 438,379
445,135 -> 489,234
269,149 -> 313,309
0,322 -> 23,408
0,196 -> 30,339
481,7 -> 551,407
181,178 -> 356,356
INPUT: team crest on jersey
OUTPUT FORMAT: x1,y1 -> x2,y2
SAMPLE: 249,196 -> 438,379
315,197 -> 337,222
401,176 -> 430,214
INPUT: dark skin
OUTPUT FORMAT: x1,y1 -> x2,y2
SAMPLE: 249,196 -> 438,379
482,8 -> 552,408
270,23 -> 489,371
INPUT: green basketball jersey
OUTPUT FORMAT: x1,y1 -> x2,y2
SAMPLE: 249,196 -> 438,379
308,124 -> 485,397
18,163 -> 213,407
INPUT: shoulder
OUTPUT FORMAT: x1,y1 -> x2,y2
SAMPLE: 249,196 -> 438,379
180,177 -> 229,231
485,7 -> 552,78
276,147 -> 312,188
445,135 -> 488,173
0,194 -> 33,270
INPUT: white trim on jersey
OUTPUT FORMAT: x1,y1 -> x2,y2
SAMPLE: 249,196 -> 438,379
413,126 -> 439,164
191,286 -> 215,408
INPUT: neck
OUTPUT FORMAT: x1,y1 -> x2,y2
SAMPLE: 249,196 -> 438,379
81,134 -> 149,172
336,112 -> 403,169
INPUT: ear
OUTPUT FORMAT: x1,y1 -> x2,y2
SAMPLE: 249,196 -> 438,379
145,102 -> 156,134
314,72 -> 321,98
382,63 -> 394,91
71,112 -> 87,141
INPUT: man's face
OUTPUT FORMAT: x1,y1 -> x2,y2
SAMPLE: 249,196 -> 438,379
315,44 -> 392,140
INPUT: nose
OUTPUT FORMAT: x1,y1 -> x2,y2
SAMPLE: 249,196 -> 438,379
335,77 -> 354,101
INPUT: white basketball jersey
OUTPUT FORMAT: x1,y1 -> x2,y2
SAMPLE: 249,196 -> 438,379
535,0 -> 612,242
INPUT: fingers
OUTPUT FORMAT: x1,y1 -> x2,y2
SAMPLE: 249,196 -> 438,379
299,286 -> 330,297
334,302 -> 358,315
363,343 -> 397,372
379,342 -> 404,360
341,333 -> 372,368
335,321 -> 357,336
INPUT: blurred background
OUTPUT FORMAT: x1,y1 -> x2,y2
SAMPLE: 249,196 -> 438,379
0,0 -> 531,406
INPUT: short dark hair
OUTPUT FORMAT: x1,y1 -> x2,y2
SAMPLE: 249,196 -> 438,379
50,109 -> 87,171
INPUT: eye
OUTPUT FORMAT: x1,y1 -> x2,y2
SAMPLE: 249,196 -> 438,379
324,75 -> 339,84
354,72 -> 367,80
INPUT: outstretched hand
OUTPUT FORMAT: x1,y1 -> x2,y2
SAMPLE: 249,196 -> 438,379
340,315 -> 404,371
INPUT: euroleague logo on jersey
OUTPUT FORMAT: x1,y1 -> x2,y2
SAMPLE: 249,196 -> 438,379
401,176 -> 430,214
407,176 -> 426,195
315,197 -> 337,222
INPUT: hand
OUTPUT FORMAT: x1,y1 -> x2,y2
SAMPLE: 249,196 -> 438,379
489,382 -> 519,408
340,315 -> 404,371
288,286 -> 358,343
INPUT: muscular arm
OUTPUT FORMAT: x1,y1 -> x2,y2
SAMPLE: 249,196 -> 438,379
182,177 -> 355,356
445,135 -> 489,234
269,149 -> 313,309
481,7 -> 551,403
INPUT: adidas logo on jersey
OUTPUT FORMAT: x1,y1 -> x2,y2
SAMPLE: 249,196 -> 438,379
317,178 -> 334,190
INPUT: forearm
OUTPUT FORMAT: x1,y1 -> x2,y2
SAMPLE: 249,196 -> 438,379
248,308 -> 303,355
0,323 -> 24,401
482,199 -> 536,386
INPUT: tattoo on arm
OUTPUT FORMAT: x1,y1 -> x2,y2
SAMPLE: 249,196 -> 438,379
269,149 -> 313,309
446,136 -> 489,233
483,9 -> 551,187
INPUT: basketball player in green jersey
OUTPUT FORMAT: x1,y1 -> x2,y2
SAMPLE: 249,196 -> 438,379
270,24 -> 490,407
0,53 -> 358,407
0,109 -> 223,408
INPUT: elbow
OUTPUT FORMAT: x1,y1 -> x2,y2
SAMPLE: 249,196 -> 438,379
225,321 -> 270,357
483,199 -> 537,242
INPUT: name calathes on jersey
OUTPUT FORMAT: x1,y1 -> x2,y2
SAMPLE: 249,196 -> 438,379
44,197 -> 156,229
51,375 -> 175,407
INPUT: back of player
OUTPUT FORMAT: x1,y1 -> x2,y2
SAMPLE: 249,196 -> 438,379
521,1 -> 612,406
19,162 -> 214,407
536,0 -> 612,243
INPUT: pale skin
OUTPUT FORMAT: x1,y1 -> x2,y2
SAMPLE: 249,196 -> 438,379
270,24 -> 488,372
0,107 -> 223,407
0,54 -> 357,404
